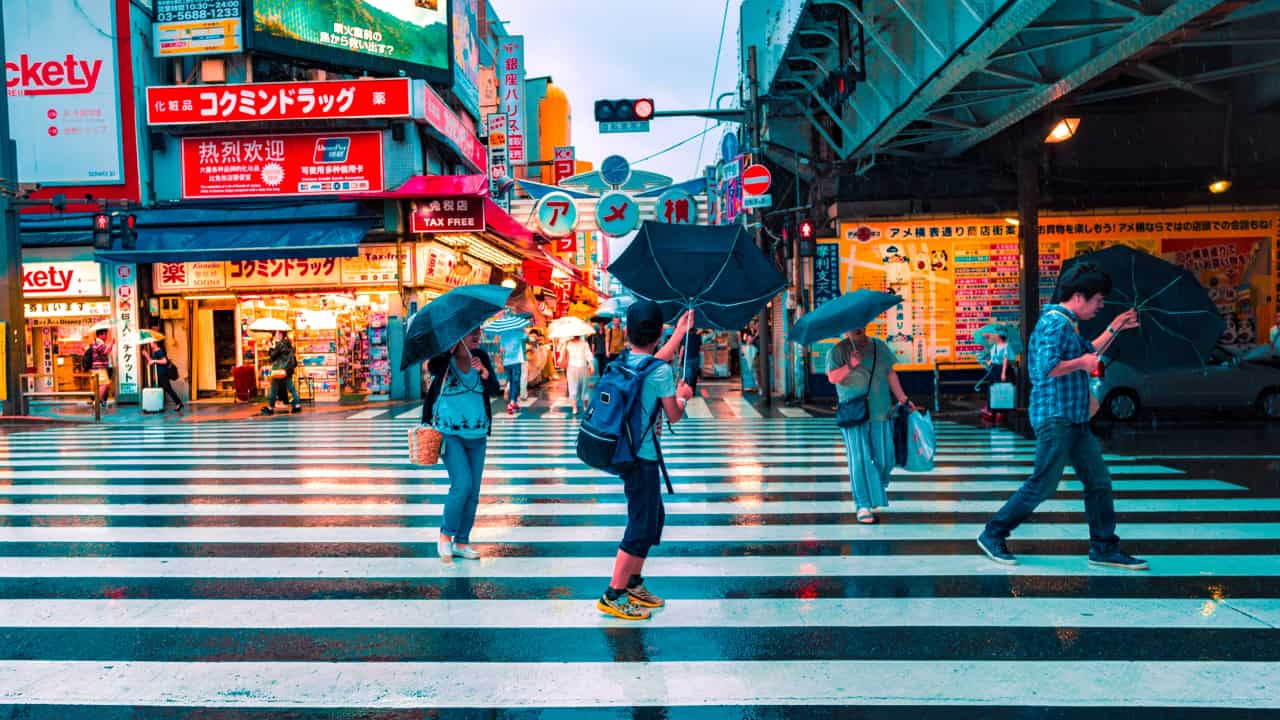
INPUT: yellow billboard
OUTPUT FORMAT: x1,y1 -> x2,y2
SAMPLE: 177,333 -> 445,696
838,210 -> 1278,371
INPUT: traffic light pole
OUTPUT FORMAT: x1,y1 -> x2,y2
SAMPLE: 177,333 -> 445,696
0,13 -> 26,416
747,46 -> 772,406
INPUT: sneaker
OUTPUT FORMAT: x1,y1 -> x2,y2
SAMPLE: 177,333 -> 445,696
1089,550 -> 1149,571
856,508 -> 877,524
977,533 -> 1018,565
437,536 -> 453,562
259,407 -> 274,416
506,403 -> 517,416
291,405 -> 302,414
452,543 -> 480,560
626,583 -> 665,608
597,593 -> 651,620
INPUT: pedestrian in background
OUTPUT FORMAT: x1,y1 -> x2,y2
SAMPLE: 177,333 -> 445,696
606,317 -> 626,364
423,327 -> 501,563
499,327 -> 526,415
977,262 -> 1147,570
260,330 -> 296,416
826,326 -> 914,524
140,339 -> 183,413
740,321 -> 759,393
591,322 -> 609,374
564,333 -> 595,414
89,328 -> 114,408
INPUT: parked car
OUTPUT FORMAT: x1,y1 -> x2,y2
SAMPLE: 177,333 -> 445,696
1092,346 -> 1280,421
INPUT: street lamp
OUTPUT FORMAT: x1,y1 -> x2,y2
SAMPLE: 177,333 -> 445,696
1208,178 -> 1232,194
1044,117 -> 1081,144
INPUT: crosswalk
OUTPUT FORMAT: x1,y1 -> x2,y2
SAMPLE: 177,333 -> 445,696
0,411 -> 1276,715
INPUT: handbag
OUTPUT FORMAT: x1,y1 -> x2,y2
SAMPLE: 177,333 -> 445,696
989,382 -> 1016,410
270,368 -> 287,380
835,341 -> 878,428
408,425 -> 444,465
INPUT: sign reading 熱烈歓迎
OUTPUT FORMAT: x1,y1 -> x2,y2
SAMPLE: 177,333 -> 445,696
180,131 -> 384,199
497,36 -> 527,165
3,0 -> 123,185
147,78 -> 412,125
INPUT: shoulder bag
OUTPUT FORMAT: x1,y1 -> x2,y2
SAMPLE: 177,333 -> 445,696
835,342 -> 878,428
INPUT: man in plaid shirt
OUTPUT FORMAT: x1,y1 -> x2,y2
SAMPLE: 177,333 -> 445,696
978,262 -> 1146,570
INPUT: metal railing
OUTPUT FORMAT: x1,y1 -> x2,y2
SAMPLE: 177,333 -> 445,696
19,373 -> 101,421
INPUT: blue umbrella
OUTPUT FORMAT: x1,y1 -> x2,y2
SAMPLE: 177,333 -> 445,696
401,285 -> 513,370
971,322 -> 1024,356
1062,245 -> 1224,370
788,290 -> 903,345
658,300 -> 758,333
484,312 -> 532,334
608,222 -> 786,324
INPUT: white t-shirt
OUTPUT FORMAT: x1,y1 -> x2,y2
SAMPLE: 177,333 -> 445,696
565,339 -> 593,369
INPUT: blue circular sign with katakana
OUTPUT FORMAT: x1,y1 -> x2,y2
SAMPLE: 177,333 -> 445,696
595,191 -> 640,237
535,191 -> 579,237
600,155 -> 632,188
655,187 -> 697,225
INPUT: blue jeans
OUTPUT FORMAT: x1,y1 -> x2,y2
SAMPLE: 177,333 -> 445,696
983,420 -> 1119,554
505,363 -> 523,404
440,434 -> 487,544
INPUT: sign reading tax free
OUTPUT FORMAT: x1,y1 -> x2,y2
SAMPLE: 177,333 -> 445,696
180,131 -> 384,199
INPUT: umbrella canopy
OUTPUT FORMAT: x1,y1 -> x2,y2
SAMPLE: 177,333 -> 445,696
658,300 -> 757,333
548,316 -> 595,340
248,317 -> 291,333
484,312 -> 532,334
788,290 -> 903,345
126,329 -> 165,346
594,295 -> 636,320
401,284 -> 513,370
971,322 -> 1024,356
1062,245 -> 1224,370
608,222 -> 786,325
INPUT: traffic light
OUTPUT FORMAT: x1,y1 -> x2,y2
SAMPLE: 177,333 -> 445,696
121,213 -> 137,250
92,212 -> 112,250
594,98 -> 655,123
798,219 -> 814,240
798,219 -> 817,258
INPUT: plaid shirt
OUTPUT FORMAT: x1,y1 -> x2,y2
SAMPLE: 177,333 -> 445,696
1028,304 -> 1096,429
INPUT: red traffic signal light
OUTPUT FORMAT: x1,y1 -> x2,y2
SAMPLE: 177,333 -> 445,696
632,98 -> 654,121
799,219 -> 814,239
594,98 -> 655,123
92,212 -> 112,250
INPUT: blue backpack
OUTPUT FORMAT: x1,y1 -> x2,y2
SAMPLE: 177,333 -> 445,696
576,351 -> 675,493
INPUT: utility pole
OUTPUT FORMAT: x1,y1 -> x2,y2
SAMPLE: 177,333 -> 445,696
0,9 -> 26,416
747,46 -> 772,405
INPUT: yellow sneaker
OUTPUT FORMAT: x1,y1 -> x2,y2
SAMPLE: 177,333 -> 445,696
626,583 -> 665,608
597,593 -> 651,620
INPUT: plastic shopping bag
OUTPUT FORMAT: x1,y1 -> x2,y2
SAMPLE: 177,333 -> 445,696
904,410 -> 936,472
989,382 -> 1016,410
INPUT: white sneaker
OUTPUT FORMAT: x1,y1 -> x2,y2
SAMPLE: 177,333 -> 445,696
437,536 -> 453,562
452,543 -> 481,560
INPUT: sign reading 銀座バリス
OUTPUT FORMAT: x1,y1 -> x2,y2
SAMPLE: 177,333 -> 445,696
497,36 -> 527,165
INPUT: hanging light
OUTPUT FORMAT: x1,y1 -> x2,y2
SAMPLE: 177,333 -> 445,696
501,278 -> 517,289
1208,178 -> 1232,194
1044,117 -> 1081,144
1004,217 -> 1021,226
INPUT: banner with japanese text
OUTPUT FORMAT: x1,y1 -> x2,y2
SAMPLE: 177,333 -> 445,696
837,210 -> 1277,370
110,263 -> 140,401
180,131 -> 383,199
497,36 -> 526,165
153,245 -> 410,292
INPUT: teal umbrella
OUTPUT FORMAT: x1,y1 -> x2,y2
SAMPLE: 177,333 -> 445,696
401,285 -> 513,370
971,322 -> 1024,356
788,290 -> 903,345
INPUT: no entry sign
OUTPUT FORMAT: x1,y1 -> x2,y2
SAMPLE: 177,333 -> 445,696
742,163 -> 771,196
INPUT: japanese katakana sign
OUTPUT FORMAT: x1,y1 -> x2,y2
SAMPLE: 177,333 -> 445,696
497,36 -> 527,165
147,78 -> 412,125
536,191 -> 579,238
110,263 -> 140,401
180,131 -> 384,199
410,196 -> 486,233
153,246 -> 410,292
595,191 -> 640,238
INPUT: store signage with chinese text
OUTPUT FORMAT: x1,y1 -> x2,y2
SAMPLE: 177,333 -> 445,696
180,131 -> 384,199
487,113 -> 510,210
153,246 -> 410,292
410,197 -> 485,233
154,0 -> 242,57
111,264 -> 140,400
497,36 -> 527,165
553,146 -> 575,185
21,261 -> 105,297
3,0 -> 123,184
422,82 -> 486,172
147,78 -> 412,125
415,243 -> 492,287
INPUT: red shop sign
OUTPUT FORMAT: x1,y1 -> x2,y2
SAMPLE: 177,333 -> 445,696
180,131 -> 384,200
522,258 -> 553,289
421,82 -> 486,172
410,196 -> 486,233
147,78 -> 413,125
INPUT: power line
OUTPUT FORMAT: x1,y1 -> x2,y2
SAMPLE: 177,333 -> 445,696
633,126 -> 718,165
693,0 -> 733,175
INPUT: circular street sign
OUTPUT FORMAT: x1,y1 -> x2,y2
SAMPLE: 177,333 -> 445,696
655,187 -> 697,225
600,155 -> 632,188
595,191 -> 640,237
535,191 -> 579,238
742,164 -> 771,196
720,131 -> 739,164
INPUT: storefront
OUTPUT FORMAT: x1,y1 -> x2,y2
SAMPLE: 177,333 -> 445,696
150,245 -> 410,401
20,254 -> 112,394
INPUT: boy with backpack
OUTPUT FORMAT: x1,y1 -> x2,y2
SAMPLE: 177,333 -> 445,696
579,300 -> 695,620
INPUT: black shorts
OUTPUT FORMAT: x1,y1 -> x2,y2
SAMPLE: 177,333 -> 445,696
619,460 -> 665,558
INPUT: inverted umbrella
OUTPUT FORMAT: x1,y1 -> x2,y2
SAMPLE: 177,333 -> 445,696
608,222 -> 786,324
248,317 -> 291,333
401,284 -> 513,370
971,322 -> 1024,356
658,300 -> 759,333
1062,245 -> 1224,370
548,316 -> 595,340
788,290 -> 903,345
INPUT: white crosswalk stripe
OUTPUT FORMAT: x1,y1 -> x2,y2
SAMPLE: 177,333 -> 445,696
0,405 -> 1275,715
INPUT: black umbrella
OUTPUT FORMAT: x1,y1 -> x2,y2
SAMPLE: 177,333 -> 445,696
401,284 -> 513,370
1062,245 -> 1224,370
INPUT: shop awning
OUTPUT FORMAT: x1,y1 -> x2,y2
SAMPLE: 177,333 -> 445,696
95,219 -> 373,263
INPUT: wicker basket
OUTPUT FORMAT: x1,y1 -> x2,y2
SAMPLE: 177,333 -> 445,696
408,425 -> 444,465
